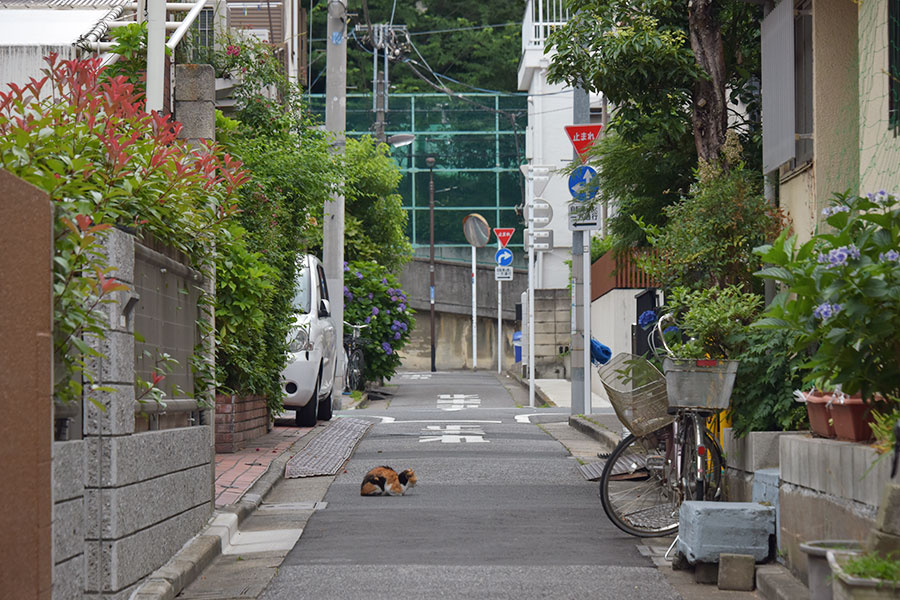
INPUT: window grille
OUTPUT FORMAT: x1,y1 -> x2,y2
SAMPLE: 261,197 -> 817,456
190,7 -> 214,63
794,0 -> 813,165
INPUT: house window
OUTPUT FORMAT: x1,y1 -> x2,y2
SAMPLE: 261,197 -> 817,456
794,0 -> 813,165
890,0 -> 899,134
190,7 -> 215,63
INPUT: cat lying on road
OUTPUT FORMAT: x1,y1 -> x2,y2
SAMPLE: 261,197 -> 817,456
360,466 -> 417,496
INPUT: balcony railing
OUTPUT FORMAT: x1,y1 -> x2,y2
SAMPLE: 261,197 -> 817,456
522,0 -> 569,52
592,249 -> 659,300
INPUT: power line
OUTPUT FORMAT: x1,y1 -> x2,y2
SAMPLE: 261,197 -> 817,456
408,22 -> 518,36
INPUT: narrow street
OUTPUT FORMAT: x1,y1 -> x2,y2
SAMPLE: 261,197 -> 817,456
257,371 -> 680,600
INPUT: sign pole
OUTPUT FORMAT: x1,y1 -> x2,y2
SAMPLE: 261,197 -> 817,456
472,245 -> 477,371
497,275 -> 502,374
527,177 -> 535,407
583,231 -> 592,415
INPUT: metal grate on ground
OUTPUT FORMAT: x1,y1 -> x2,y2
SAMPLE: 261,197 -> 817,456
285,417 -> 372,478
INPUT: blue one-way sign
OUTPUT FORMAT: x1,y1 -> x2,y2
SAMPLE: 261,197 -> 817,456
495,248 -> 514,266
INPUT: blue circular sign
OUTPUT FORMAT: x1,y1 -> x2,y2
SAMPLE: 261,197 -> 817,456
495,248 -> 514,266
568,165 -> 598,202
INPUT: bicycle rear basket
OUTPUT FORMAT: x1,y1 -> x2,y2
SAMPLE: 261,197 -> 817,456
662,358 -> 739,410
596,353 -> 674,437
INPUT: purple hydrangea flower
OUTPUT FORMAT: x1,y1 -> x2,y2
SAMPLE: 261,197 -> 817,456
398,303 -> 406,312
355,272 -> 363,280
813,303 -> 842,320
381,342 -> 393,355
822,205 -> 850,217
382,278 -> 388,285
368,292 -> 374,300
394,332 -> 402,340
391,296 -> 398,302
880,249 -> 900,263
371,306 -> 379,316
343,262 -> 349,272
364,316 -> 371,324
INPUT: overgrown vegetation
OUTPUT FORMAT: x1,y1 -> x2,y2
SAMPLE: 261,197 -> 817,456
0,54 -> 247,405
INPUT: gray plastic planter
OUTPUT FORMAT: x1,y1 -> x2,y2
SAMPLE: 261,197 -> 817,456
800,540 -> 863,600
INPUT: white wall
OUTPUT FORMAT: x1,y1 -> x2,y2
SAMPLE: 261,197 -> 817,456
590,289 -> 642,358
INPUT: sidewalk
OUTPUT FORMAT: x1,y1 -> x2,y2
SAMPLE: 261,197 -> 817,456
213,424 -> 312,507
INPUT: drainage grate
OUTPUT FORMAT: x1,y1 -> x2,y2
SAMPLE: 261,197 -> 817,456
285,417 -> 372,478
258,501 -> 327,511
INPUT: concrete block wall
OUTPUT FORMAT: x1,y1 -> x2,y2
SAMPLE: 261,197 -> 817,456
63,229 -> 215,598
533,288 -> 570,379
215,395 -> 268,453
52,441 -> 85,599
777,434 -> 891,585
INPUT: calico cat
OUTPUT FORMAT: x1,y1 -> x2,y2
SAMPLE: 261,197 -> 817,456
360,466 -> 418,496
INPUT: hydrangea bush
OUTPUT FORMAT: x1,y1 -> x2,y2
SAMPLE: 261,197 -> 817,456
342,260 -> 415,382
756,191 -> 900,403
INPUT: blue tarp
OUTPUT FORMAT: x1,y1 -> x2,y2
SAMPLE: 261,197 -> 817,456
590,337 -> 612,365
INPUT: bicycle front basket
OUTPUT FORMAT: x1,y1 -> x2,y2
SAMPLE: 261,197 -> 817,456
662,358 -> 739,410
596,353 -> 674,437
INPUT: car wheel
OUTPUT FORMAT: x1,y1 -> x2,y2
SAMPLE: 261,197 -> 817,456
317,387 -> 333,421
295,377 -> 319,427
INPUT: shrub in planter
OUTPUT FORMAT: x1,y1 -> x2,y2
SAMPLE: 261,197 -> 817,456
756,191 -> 900,447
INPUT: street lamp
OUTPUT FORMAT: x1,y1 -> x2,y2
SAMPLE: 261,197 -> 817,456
426,155 -> 436,372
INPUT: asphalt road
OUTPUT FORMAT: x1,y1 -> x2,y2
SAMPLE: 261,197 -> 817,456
260,371 -> 683,600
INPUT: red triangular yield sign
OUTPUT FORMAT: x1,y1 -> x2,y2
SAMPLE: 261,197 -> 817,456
493,228 -> 515,248
565,124 -> 604,163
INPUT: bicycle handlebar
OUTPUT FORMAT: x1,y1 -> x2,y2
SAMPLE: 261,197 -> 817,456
343,321 -> 369,329
655,313 -> 676,357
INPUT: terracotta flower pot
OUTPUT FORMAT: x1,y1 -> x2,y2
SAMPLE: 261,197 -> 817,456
806,391 -> 836,438
830,395 -> 881,442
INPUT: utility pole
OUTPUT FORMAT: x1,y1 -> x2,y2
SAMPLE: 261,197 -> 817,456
145,0 -> 165,112
570,87 -> 590,415
324,0 -> 347,403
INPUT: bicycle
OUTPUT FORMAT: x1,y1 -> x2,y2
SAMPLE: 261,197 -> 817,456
343,321 -> 368,393
595,314 -> 734,538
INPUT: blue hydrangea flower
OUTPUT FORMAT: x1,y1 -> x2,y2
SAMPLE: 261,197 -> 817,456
813,303 -> 842,320
355,271 -> 363,280
879,249 -> 900,263
381,342 -> 393,355
393,332 -> 401,340
822,205 -> 850,217
364,316 -> 371,324
637,310 -> 656,329
371,306 -> 379,316
664,325 -> 679,334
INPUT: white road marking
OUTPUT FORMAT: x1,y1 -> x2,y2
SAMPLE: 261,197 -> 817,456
419,424 -> 488,443
437,393 -> 481,411
515,412 -> 568,423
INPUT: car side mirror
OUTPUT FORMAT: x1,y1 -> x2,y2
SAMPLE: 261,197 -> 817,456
318,298 -> 331,318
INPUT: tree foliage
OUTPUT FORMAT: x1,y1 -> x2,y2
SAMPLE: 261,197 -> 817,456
308,0 -> 523,94
0,54 -> 247,405
547,0 -> 763,245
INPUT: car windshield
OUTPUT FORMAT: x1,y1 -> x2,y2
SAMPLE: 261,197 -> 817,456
291,264 -> 311,313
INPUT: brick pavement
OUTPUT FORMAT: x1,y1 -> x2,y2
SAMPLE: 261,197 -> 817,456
213,424 -> 312,507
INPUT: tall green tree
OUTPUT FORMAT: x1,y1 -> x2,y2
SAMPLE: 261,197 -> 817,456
546,0 -> 762,246
308,0 -> 523,94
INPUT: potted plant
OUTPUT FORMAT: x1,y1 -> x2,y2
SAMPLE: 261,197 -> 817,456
653,285 -> 762,410
827,550 -> 900,599
799,539 -> 863,600
755,191 -> 900,446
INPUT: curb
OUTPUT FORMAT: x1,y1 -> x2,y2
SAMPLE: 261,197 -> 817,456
756,563 -> 809,600
568,414 -> 621,450
506,367 -> 555,407
129,423 -> 330,600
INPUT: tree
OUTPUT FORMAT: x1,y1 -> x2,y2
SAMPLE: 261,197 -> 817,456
307,0 -> 524,94
546,0 -> 761,163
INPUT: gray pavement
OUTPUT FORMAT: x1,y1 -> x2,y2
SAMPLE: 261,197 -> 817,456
165,370 -> 788,600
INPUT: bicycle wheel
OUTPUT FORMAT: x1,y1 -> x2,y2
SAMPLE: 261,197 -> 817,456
599,429 -> 680,537
346,348 -> 366,392
679,415 -> 724,502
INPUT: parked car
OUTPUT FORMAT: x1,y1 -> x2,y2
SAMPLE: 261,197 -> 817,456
281,255 -> 338,426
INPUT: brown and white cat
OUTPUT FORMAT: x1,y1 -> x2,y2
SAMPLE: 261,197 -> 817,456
360,466 -> 418,496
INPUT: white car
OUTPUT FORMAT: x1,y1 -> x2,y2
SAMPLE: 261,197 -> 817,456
281,255 -> 338,427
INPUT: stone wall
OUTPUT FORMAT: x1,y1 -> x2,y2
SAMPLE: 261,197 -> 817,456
215,395 -> 268,453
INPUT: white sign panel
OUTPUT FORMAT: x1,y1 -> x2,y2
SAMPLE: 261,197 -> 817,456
568,204 -> 602,231
495,266 -> 513,281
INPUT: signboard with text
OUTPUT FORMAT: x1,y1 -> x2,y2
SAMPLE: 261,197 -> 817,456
565,124 -> 604,163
